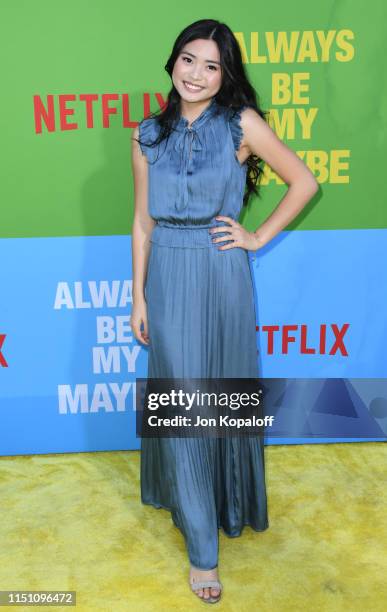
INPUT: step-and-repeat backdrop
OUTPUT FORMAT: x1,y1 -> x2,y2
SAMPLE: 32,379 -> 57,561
1,1 -> 386,455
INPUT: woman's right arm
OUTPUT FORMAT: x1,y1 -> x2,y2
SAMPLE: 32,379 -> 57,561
130,125 -> 156,346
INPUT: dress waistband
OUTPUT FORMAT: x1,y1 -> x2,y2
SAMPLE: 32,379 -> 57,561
150,220 -> 233,249
156,221 -> 215,229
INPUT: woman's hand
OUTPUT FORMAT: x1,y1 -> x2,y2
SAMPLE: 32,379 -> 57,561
130,297 -> 150,346
209,216 -> 264,252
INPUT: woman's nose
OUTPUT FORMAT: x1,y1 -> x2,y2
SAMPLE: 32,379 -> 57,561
189,69 -> 203,81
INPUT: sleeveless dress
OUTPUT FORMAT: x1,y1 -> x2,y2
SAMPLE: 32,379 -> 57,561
138,96 -> 269,570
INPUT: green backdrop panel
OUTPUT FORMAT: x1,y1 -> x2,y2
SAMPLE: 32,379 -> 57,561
1,0 -> 386,238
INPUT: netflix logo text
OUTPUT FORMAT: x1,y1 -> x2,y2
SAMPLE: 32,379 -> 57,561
33,93 -> 165,134
0,334 -> 8,367
256,323 -> 349,356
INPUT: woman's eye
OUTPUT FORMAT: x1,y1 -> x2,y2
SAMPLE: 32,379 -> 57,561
181,56 -> 217,70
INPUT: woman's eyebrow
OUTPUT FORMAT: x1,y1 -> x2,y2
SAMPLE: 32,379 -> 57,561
181,51 -> 221,65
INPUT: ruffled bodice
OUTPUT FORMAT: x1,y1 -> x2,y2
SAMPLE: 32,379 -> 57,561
138,97 -> 248,247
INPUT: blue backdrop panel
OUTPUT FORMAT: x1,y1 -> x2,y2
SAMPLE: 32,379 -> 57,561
0,229 -> 386,456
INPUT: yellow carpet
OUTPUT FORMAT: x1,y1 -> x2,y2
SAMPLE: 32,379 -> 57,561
0,442 -> 386,611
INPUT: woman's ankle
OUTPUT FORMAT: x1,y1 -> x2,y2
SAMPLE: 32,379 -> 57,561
190,564 -> 218,573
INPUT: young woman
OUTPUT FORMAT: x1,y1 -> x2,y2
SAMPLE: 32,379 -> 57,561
131,19 -> 318,604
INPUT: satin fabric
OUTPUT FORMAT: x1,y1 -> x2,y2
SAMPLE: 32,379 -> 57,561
138,98 -> 269,570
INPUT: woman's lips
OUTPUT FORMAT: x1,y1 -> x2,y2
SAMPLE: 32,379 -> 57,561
183,81 -> 204,92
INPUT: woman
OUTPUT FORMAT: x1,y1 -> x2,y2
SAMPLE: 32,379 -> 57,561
131,19 -> 318,604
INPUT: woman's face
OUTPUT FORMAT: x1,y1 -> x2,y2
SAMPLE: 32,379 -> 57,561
172,38 -> 222,104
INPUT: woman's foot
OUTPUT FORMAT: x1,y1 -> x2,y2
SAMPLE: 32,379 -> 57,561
189,565 -> 222,601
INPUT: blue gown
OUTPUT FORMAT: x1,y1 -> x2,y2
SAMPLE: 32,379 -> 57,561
138,97 -> 269,570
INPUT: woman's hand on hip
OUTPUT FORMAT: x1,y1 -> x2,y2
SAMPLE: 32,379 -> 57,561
209,216 -> 263,252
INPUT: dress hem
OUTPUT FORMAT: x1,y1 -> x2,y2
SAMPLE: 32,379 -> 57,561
141,498 -> 269,538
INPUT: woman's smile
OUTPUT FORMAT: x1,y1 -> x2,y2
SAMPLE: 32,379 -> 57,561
183,80 -> 205,92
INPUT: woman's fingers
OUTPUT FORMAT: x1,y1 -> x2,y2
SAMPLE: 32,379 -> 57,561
141,316 -> 150,345
210,221 -> 260,252
131,316 -> 150,346
211,222 -> 242,249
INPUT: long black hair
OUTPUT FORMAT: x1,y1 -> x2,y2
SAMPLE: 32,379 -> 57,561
135,19 -> 268,207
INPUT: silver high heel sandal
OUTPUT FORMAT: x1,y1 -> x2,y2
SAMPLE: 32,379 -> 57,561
189,566 -> 223,604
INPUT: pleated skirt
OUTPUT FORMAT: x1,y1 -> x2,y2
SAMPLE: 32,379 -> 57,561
141,235 -> 269,569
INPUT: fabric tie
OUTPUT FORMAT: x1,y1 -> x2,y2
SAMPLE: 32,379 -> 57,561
174,129 -> 203,212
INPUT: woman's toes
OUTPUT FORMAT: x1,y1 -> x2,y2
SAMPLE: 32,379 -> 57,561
189,566 -> 220,600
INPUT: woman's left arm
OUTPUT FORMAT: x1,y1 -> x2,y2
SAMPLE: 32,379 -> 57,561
212,107 -> 319,251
